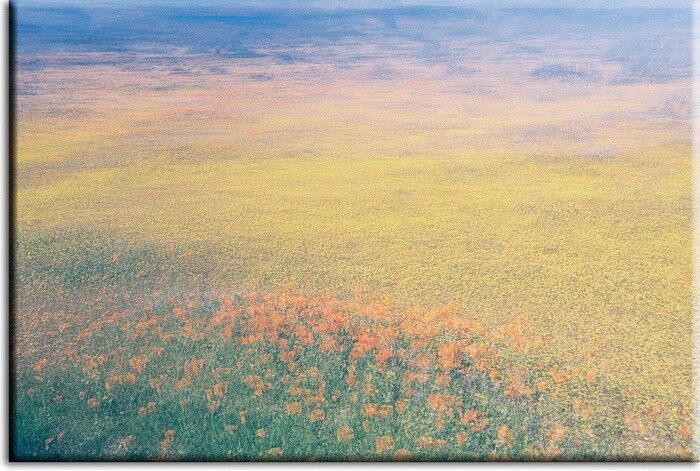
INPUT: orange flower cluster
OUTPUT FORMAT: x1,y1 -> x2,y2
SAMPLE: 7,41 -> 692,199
19,285 -> 693,460
174,358 -> 205,391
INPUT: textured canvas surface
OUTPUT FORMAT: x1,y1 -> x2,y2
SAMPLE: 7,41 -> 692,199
10,0 -> 695,461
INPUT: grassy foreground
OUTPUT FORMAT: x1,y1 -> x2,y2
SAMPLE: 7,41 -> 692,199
12,233 -> 694,461
12,287 -> 694,461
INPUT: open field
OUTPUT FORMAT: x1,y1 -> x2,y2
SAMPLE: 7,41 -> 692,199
12,4 -> 694,460
16,145 -> 693,408
13,143 -> 693,459
13,286 -> 694,460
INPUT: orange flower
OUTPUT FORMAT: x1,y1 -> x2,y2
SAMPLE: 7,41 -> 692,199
256,428 -> 267,439
433,439 -> 447,448
129,356 -> 148,374
293,325 -> 313,346
396,399 -> 407,413
375,435 -> 394,453
404,371 -> 430,383
160,430 -> 175,453
363,404 -> 379,417
434,372 -> 450,385
416,436 -> 433,448
239,411 -> 248,424
435,418 -> 445,432
350,331 -> 378,360
550,424 -> 568,443
502,368 -> 532,399
549,369 -> 568,384
459,409 -> 479,425
345,366 -> 357,387
456,431 -> 469,445
123,373 -> 137,385
414,355 -> 433,369
536,380 -> 549,393
438,343 -> 458,369
174,375 -> 193,391
497,426 -> 514,446
428,394 -> 450,414
185,358 -> 205,377
87,397 -> 99,410
543,445 -> 561,460
267,447 -> 283,457
279,349 -> 297,363
679,424 -> 692,440
244,375 -> 268,396
172,306 -> 187,320
473,417 -> 490,433
212,381 -> 229,397
220,324 -> 233,339
116,436 -> 135,452
76,331 -> 93,341
336,425 -> 354,442
393,449 -> 411,461
572,399 -> 592,420
585,369 -> 597,384
375,348 -> 392,363
378,405 -> 392,418
34,358 -> 48,372
286,402 -> 301,415
504,380 -> 532,399
309,409 -> 325,422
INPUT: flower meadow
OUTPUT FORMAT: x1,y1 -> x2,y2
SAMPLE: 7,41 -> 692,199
12,237 -> 694,461
12,3 -> 695,462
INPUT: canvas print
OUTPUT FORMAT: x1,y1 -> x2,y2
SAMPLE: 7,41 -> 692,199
10,0 -> 695,462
